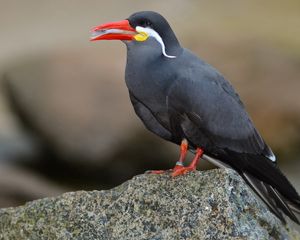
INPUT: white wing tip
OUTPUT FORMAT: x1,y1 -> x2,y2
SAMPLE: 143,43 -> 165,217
268,153 -> 276,162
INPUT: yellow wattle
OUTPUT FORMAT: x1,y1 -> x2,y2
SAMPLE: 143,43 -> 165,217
134,32 -> 149,42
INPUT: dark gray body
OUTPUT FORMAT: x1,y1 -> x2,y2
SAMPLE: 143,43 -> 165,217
124,36 -> 300,224
116,10 -> 300,224
125,38 -> 269,158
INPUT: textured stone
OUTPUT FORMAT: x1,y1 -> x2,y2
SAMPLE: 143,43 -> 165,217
0,168 -> 299,240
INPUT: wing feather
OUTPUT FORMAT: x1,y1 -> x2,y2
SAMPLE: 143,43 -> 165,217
167,58 -> 268,157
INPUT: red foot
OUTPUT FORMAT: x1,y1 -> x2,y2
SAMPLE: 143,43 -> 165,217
148,170 -> 167,174
147,145 -> 204,177
172,164 -> 185,171
172,147 -> 204,177
171,166 -> 196,177
147,164 -> 185,175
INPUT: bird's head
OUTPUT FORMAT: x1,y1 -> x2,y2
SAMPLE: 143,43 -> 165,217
90,11 -> 181,58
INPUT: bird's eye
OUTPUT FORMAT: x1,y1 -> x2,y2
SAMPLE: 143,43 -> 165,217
140,19 -> 152,27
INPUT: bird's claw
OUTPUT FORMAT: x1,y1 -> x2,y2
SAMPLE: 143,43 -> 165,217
171,166 -> 196,177
146,170 -> 167,174
146,165 -> 196,176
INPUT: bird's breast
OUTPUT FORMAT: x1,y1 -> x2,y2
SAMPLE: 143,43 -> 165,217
125,58 -> 176,130
125,56 -> 173,101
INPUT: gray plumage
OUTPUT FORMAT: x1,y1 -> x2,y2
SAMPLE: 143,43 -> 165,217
125,33 -> 276,162
98,11 -> 300,224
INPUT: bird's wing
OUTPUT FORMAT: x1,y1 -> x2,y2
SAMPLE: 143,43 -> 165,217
166,57 -> 300,222
167,55 -> 274,160
129,92 -> 173,142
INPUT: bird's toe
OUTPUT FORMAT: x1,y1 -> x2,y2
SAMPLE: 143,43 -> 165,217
146,170 -> 168,174
171,166 -> 196,177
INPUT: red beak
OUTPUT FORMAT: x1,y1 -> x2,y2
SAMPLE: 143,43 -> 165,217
90,19 -> 136,41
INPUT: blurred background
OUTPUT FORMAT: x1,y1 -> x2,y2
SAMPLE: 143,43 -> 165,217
0,0 -> 300,209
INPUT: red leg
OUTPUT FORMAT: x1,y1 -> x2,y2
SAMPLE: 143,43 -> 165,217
172,139 -> 188,171
172,148 -> 204,177
149,139 -> 188,174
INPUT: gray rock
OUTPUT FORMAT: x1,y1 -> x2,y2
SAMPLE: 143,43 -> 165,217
0,168 -> 299,240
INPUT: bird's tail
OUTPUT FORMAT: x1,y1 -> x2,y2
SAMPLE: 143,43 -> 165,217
241,154 -> 300,224
242,171 -> 300,224
204,153 -> 300,224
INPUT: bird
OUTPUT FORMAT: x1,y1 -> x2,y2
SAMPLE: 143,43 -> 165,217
90,11 -> 300,224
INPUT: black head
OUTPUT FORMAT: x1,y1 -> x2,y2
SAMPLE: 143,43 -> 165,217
127,11 -> 181,56
91,11 -> 181,58
127,12 -> 173,37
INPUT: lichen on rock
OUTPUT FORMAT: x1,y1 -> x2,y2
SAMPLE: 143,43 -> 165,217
0,168 -> 299,240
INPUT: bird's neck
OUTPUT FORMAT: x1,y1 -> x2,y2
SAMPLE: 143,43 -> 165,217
160,29 -> 182,56
126,40 -> 182,62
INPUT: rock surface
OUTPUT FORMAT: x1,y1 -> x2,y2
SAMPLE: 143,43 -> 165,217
0,168 -> 299,240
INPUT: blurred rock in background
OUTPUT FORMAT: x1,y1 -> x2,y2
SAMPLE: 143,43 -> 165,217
0,0 -> 299,211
